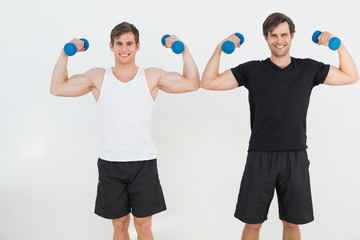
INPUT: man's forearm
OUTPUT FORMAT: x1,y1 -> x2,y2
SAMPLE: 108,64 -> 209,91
201,44 -> 222,86
182,45 -> 200,85
50,51 -> 69,93
338,44 -> 359,82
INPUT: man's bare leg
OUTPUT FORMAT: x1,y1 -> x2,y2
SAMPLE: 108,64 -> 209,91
112,214 -> 130,240
241,223 -> 262,240
282,221 -> 300,240
134,216 -> 153,240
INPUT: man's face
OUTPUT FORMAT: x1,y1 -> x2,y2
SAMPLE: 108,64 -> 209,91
110,32 -> 140,64
265,22 -> 294,58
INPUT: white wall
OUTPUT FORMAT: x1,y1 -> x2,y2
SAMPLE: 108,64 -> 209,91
1,0 -> 359,239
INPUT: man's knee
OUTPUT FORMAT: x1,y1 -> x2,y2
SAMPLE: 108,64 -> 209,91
282,221 -> 299,231
244,223 -> 262,232
112,215 -> 130,234
134,216 -> 152,237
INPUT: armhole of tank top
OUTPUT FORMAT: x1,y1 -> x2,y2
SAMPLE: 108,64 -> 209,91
143,68 -> 156,104
96,68 -> 109,104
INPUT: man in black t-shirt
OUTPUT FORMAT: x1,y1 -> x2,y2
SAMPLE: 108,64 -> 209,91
201,13 -> 359,240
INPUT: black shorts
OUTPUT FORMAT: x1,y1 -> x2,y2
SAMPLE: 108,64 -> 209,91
95,158 -> 166,219
234,150 -> 313,224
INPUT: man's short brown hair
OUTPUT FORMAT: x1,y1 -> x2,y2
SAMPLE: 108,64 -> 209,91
110,22 -> 139,45
262,13 -> 295,36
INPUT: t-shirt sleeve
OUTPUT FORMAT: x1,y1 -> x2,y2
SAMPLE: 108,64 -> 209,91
311,59 -> 330,86
231,63 -> 249,87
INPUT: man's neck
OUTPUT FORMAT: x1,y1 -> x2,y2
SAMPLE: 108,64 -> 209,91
114,61 -> 137,73
270,55 -> 292,69
112,62 -> 139,82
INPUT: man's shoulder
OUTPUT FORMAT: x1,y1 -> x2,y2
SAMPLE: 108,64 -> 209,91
85,68 -> 106,87
145,67 -> 165,75
232,59 -> 263,70
144,67 -> 166,82
292,57 -> 323,65
89,67 -> 106,73
86,67 -> 106,77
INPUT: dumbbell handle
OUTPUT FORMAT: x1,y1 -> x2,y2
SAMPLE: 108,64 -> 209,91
222,33 -> 245,54
64,38 -> 89,56
161,34 -> 185,54
312,31 -> 341,51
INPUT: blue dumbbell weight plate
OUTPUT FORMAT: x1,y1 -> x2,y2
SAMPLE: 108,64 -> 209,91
222,41 -> 235,54
312,30 -> 322,44
172,41 -> 184,54
235,33 -> 245,45
80,38 -> 89,51
161,34 -> 171,46
64,42 -> 77,56
329,37 -> 341,51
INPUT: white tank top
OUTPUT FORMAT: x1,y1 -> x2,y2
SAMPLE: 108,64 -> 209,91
97,67 -> 157,162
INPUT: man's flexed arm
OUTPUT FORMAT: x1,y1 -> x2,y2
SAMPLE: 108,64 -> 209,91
50,38 -> 102,97
200,34 -> 240,91
155,35 -> 200,93
316,32 -> 359,86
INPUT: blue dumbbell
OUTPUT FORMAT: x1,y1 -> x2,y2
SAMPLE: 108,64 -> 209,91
222,33 -> 245,54
161,34 -> 185,54
64,38 -> 89,56
312,31 -> 341,51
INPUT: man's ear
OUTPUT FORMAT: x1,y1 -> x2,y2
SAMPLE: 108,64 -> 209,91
110,42 -> 114,52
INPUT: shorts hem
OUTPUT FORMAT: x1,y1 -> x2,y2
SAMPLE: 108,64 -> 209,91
95,206 -> 167,220
133,207 -> 167,218
234,214 -> 266,224
95,208 -> 131,220
280,217 -> 314,225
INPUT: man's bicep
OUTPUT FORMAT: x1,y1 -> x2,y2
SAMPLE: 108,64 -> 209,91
158,71 -> 193,93
50,70 -> 94,97
59,74 -> 93,96
212,69 -> 239,90
323,66 -> 350,86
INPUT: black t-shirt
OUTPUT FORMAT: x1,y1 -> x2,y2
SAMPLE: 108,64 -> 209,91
231,57 -> 330,151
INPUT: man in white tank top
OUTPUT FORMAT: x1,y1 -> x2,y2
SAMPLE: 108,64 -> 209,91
50,22 -> 200,240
